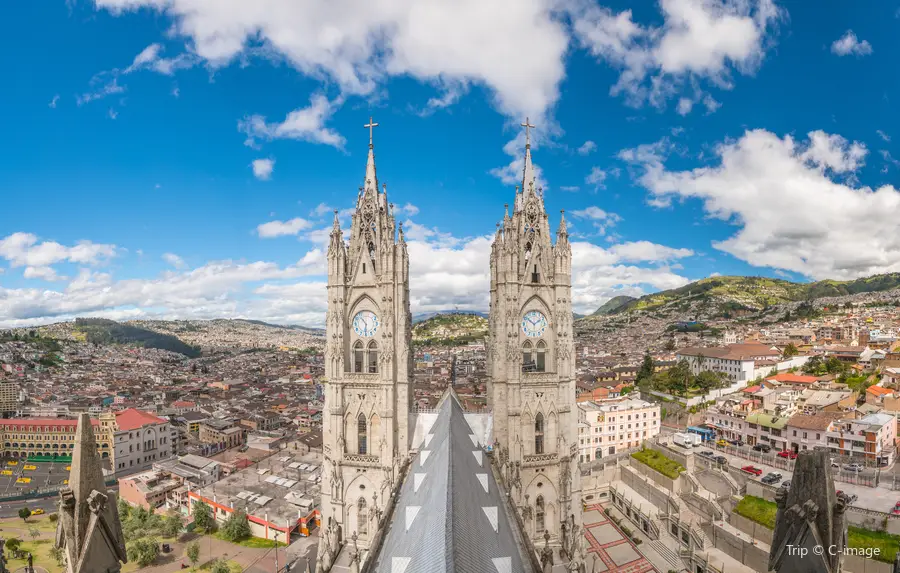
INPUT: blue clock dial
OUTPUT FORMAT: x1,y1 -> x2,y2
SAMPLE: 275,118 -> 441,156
352,311 -> 379,337
522,310 -> 548,337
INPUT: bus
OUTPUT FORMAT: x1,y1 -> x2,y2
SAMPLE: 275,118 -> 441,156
687,426 -> 716,443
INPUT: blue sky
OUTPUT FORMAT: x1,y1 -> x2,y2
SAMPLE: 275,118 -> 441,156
3,0 -> 900,327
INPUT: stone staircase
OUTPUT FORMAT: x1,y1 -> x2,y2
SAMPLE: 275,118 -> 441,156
648,539 -> 682,569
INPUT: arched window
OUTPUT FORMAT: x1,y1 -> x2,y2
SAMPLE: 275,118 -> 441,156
522,341 -> 534,372
357,413 -> 368,455
353,341 -> 364,373
535,413 -> 544,454
358,497 -> 368,536
367,341 -> 379,374
536,340 -> 546,372
536,495 -> 545,533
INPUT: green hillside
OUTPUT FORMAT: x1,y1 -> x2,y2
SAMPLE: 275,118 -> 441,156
585,273 -> 900,318
74,318 -> 200,357
591,295 -> 637,316
412,313 -> 488,346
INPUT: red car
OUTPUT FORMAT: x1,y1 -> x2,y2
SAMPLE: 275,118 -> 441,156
777,450 -> 798,459
892,502 -> 900,516
741,465 -> 763,476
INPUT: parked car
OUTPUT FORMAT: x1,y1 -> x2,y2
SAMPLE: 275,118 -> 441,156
715,456 -> 728,464
845,463 -> 864,472
31,508 -> 44,516
892,502 -> 900,516
777,450 -> 798,459
716,439 -> 728,447
781,480 -> 791,489
753,444 -> 771,453
830,460 -> 840,469
741,465 -> 763,476
761,472 -> 783,484
698,450 -> 715,458
729,439 -> 745,447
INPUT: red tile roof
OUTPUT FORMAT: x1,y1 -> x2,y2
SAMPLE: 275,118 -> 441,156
114,408 -> 167,431
0,418 -> 99,429
867,385 -> 893,397
766,373 -> 819,385
743,385 -> 762,394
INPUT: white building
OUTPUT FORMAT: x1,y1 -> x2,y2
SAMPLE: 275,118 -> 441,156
102,408 -> 179,475
578,398 -> 660,463
677,343 -> 781,384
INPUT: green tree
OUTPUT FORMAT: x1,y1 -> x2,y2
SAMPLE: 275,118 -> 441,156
802,355 -> 823,375
783,343 -> 799,357
18,508 -> 31,522
161,513 -> 183,538
49,545 -> 65,567
664,337 -> 676,352
117,497 -> 132,521
825,356 -> 848,375
666,360 -> 692,397
186,541 -> 200,570
696,371 -> 726,393
28,527 -> 40,543
192,500 -> 215,532
6,538 -> 21,552
221,509 -> 252,542
636,351 -> 655,384
126,537 -> 160,567
210,559 -> 231,573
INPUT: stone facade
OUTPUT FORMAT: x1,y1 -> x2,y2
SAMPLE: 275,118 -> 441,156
320,121 -> 412,558
487,125 -> 582,546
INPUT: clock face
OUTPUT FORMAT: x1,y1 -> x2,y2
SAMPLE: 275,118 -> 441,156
522,310 -> 548,337
352,311 -> 379,337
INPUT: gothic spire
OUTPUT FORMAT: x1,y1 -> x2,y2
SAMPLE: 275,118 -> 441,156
521,117 -> 537,198
69,413 -> 105,505
558,209 -> 568,237
362,116 -> 379,196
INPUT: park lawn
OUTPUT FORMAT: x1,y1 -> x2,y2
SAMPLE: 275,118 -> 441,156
213,531 -> 286,548
631,449 -> 685,479
199,558 -> 242,572
733,495 -> 777,530
7,539 -> 63,573
848,526 -> 900,564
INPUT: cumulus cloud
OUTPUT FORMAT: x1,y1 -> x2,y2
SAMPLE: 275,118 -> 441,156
0,233 -> 117,268
125,43 -> 199,75
257,218 -> 314,238
577,141 -> 597,155
569,0 -> 783,109
585,166 -> 608,190
831,30 -> 872,57
23,267 -> 63,282
569,206 -> 621,235
623,128 -> 900,280
94,0 -> 568,120
252,158 -> 275,180
162,253 -> 187,269
239,95 -> 346,149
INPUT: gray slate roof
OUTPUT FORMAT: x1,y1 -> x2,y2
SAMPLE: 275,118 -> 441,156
370,392 -> 533,573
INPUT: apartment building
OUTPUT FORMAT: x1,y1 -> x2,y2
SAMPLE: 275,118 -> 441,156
199,419 -> 244,449
578,398 -> 660,463
118,469 -> 182,509
102,408 -> 179,475
677,343 -> 781,384
0,417 -> 110,458
785,413 -> 841,453
826,413 -> 897,466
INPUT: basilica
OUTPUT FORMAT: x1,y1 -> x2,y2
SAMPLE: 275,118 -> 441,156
317,119 -> 583,573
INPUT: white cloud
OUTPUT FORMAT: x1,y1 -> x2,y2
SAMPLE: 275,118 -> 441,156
831,30 -> 872,57
877,130 -> 891,142
239,94 -> 346,149
676,97 -> 693,116
252,158 -> 275,181
569,0 -> 783,109
397,203 -> 420,216
560,186 -> 581,192
490,129 -> 548,186
310,203 -> 334,218
577,141 -> 597,155
162,253 -> 187,269
23,267 -> 63,282
585,166 -> 608,190
569,205 -> 622,235
76,77 -> 125,105
94,0 -> 569,120
107,108 -> 118,120
256,218 -> 314,238
624,128 -> 900,280
48,95 -> 59,109
0,233 -> 117,268
125,43 -> 198,75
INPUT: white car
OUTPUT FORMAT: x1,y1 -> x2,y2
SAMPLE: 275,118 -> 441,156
844,463 -> 864,472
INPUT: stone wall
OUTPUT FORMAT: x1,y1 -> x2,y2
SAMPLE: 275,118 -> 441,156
708,521 -> 770,573
626,456 -> 683,494
728,511 -> 774,545
619,464 -> 677,514
648,440 -> 694,473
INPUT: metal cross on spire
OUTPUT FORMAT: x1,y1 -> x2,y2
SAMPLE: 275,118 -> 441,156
521,117 -> 535,147
364,116 -> 379,147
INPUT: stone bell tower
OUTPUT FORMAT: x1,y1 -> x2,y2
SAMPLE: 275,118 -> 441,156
488,119 -> 582,550
318,118 -> 412,568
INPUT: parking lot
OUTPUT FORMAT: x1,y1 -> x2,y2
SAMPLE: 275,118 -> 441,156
0,458 -> 71,496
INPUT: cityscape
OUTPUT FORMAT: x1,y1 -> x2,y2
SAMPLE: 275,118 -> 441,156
4,1 -> 900,573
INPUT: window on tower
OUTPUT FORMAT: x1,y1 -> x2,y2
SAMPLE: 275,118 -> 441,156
535,495 -> 545,533
367,341 -> 379,373
353,341 -> 364,373
532,264 -> 539,283
358,497 -> 368,536
535,413 -> 544,454
357,413 -> 368,455
522,341 -> 535,372
536,340 -> 546,372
